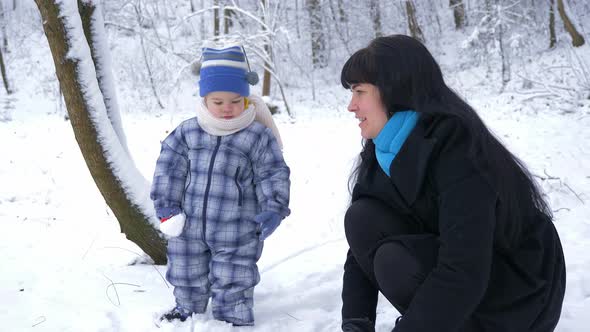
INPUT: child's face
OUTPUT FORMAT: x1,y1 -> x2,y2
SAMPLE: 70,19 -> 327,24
204,91 -> 246,119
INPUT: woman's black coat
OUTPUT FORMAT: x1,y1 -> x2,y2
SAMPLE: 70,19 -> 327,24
344,114 -> 566,332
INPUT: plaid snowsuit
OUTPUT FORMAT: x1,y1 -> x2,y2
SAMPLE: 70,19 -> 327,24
150,117 -> 290,325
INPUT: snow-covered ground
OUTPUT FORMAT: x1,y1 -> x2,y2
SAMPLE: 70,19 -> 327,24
1,26 -> 590,332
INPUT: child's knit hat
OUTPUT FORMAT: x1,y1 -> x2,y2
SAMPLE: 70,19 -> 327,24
198,44 -> 259,97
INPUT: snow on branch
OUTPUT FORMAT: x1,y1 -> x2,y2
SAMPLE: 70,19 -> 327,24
55,0 -> 158,227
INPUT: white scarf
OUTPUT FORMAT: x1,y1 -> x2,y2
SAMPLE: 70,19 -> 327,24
196,99 -> 256,136
196,95 -> 284,149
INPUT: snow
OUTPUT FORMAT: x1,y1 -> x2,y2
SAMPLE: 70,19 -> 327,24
2,5 -> 590,332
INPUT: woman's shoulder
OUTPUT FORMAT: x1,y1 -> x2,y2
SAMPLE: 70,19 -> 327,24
422,113 -> 469,142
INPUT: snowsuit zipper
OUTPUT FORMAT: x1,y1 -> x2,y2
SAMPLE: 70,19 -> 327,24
234,166 -> 243,206
202,136 -> 222,240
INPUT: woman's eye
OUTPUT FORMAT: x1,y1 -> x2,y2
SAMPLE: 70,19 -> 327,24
232,100 -> 242,104
214,102 -> 222,106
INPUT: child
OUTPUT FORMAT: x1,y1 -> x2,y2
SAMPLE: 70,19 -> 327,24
150,44 -> 290,326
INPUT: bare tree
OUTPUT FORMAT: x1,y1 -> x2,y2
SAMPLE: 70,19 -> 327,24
134,2 -> 165,109
1,6 -> 8,52
35,0 -> 167,264
0,46 -> 11,94
549,0 -> 557,48
450,0 -> 465,29
496,2 -> 511,91
214,0 -> 220,37
261,0 -> 272,97
369,0 -> 382,38
224,6 -> 235,35
0,4 -> 11,94
327,0 -> 352,54
557,0 -> 585,46
405,0 -> 425,43
306,0 -> 327,69
221,2 -> 293,117
200,0 -> 206,37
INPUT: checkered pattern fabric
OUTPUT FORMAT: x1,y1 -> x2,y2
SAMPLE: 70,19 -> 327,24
150,118 -> 290,325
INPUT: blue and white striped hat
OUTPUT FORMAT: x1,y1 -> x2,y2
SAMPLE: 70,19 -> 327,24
199,44 -> 257,97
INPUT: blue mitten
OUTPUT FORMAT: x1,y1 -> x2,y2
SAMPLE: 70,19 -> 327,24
253,211 -> 282,240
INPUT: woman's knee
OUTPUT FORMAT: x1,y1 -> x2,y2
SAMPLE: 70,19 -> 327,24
344,199 -> 414,249
344,199 -> 386,249
344,199 -> 370,237
373,242 -> 423,311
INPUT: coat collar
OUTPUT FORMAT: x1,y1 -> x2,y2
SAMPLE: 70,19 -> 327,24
387,114 -> 437,206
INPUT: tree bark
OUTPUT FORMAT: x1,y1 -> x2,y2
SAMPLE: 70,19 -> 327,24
0,46 -> 11,94
405,0 -> 425,43
328,0 -> 352,55
261,0 -> 271,97
369,0 -> 382,38
307,0 -> 327,69
224,7 -> 234,35
549,0 -> 557,48
214,0 -> 220,37
1,8 -> 8,52
498,16 -> 511,91
34,0 -> 167,264
556,0 -> 585,47
450,0 -> 465,29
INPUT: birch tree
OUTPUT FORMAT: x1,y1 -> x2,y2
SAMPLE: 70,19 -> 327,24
35,0 -> 167,264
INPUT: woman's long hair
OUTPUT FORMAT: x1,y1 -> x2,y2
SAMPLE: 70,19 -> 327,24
341,35 -> 551,250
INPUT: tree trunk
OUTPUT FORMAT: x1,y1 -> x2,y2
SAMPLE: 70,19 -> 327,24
0,46 -> 11,94
549,0 -> 557,48
450,0 -> 465,29
213,0 -> 220,37
224,7 -> 234,35
428,0 -> 442,35
557,0 -> 585,47
405,0 -> 425,43
498,17 -> 511,90
34,0 -> 167,264
307,0 -> 327,69
78,0 -> 130,155
295,0 -> 301,38
369,0 -> 382,38
261,0 -> 271,97
134,4 -> 165,109
328,0 -> 351,55
1,7 -> 8,53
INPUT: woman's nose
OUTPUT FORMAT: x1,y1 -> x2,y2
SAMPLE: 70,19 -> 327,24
347,99 -> 356,112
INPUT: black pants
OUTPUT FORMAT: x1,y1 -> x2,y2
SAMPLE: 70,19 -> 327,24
343,198 -> 438,319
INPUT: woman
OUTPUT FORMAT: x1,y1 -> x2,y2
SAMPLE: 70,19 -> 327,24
340,35 -> 565,332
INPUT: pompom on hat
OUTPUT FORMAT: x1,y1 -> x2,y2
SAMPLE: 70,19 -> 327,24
198,43 -> 259,97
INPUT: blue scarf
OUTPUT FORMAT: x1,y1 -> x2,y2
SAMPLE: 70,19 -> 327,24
373,111 -> 419,176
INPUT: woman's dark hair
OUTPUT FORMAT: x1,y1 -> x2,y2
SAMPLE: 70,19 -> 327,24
341,35 -> 552,250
